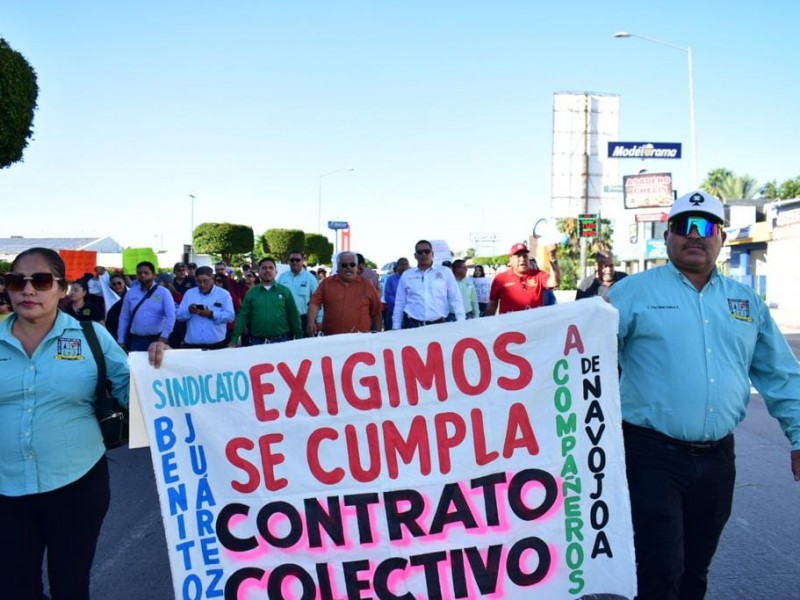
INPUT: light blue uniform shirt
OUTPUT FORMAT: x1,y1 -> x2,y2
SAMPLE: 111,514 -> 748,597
0,311 -> 130,495
176,285 -> 235,344
277,269 -> 319,315
608,262 -> 800,448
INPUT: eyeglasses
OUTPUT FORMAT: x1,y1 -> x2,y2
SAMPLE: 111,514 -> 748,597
111,281 -> 126,287
669,216 -> 721,238
339,262 -> 357,268
415,249 -> 431,255
289,258 -> 303,263
5,272 -> 62,291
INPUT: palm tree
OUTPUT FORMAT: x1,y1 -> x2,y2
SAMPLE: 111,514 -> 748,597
702,168 -> 732,200
718,173 -> 759,201
701,169 -> 759,202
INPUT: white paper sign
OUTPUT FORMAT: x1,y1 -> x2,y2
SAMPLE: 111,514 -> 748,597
130,298 -> 635,599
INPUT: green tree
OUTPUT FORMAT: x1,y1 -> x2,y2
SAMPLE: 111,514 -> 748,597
701,168 -> 732,200
0,259 -> 11,273
304,233 -> 333,266
0,38 -> 39,169
193,223 -> 254,264
701,169 -> 759,201
555,217 -> 615,289
762,176 -> 800,200
263,228 -> 305,263
472,254 -> 509,269
254,233 -> 270,257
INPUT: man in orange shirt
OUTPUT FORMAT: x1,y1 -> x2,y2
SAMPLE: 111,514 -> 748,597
307,252 -> 383,336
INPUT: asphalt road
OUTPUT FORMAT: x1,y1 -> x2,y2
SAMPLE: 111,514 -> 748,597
81,335 -> 800,600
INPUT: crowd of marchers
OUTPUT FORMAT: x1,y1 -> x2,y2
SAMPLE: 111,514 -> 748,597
3,190 -> 799,600
16,239 -> 624,352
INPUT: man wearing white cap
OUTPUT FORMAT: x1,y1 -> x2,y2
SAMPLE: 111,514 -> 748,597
485,242 -> 560,315
608,190 -> 800,599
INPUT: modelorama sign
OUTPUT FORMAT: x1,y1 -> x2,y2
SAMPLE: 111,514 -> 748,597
607,142 -> 682,159
129,299 -> 636,600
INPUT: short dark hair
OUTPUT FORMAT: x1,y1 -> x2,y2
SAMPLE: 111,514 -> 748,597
258,257 -> 277,268
136,261 -> 156,273
414,240 -> 432,250
288,250 -> 304,257
70,279 -> 89,292
11,247 -> 69,291
195,266 -> 214,278
452,259 -> 466,269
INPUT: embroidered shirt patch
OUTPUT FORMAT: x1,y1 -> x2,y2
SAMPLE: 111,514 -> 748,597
728,298 -> 753,322
56,337 -> 85,360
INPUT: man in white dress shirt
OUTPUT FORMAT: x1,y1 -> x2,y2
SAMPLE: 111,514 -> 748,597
392,239 -> 465,329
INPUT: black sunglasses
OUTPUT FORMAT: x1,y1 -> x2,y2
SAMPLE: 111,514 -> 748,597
289,257 -> 303,263
5,272 -> 62,291
339,262 -> 357,268
415,248 -> 431,255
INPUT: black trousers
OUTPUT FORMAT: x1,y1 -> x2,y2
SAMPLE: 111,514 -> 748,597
0,457 -> 110,600
623,424 -> 735,600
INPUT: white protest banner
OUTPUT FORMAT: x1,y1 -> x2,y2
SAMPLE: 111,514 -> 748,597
129,298 -> 635,599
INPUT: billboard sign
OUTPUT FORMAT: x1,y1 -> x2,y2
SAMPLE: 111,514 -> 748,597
623,173 -> 674,209
608,142 -> 682,159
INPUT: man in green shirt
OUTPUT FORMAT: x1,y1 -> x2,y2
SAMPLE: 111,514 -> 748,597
231,257 -> 302,345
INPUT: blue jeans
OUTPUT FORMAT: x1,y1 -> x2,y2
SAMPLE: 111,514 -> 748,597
128,334 -> 160,352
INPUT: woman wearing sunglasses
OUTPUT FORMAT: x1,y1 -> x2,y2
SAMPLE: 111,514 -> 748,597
0,247 -> 130,599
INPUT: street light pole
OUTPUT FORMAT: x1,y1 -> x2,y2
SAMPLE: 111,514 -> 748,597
317,168 -> 355,233
613,32 -> 698,186
189,194 -> 196,261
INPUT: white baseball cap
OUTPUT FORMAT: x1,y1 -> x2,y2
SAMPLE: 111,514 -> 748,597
668,190 -> 725,224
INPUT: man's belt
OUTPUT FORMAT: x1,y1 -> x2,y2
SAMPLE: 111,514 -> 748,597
404,315 -> 447,326
623,421 -> 732,455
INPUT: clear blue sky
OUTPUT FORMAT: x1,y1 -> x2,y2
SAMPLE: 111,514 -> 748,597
2,1 -> 798,265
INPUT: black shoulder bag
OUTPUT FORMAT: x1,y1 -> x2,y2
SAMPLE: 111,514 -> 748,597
124,283 -> 159,345
81,321 -> 130,450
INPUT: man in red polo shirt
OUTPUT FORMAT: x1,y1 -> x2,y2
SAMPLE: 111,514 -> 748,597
486,243 -> 561,314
